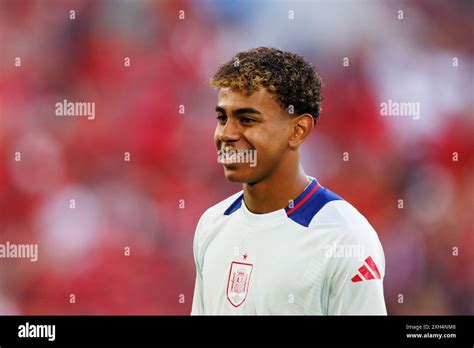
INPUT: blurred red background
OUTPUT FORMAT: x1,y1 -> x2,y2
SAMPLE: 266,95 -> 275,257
0,0 -> 472,315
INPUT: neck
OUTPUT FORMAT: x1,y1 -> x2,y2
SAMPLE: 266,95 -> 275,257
243,155 -> 310,214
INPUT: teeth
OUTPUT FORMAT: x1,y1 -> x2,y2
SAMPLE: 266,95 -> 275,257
219,150 -> 244,163
218,148 -> 256,165
227,153 -> 241,162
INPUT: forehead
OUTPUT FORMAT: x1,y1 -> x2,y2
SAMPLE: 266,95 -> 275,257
217,87 -> 282,111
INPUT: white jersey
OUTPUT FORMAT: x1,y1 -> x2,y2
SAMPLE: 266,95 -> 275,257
191,178 -> 386,315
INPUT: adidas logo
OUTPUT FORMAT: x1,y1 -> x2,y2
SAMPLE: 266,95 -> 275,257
351,256 -> 382,282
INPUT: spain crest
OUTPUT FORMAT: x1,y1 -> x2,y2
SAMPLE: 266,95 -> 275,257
226,261 -> 253,307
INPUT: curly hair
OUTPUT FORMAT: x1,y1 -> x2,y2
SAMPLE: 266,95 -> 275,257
211,47 -> 323,123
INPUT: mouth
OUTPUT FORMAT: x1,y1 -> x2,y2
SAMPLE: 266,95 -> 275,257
218,152 -> 246,165
217,147 -> 254,166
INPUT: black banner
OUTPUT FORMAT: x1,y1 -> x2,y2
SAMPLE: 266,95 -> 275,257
0,315 -> 472,346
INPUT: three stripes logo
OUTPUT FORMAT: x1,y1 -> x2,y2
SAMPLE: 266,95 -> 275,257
351,256 -> 382,283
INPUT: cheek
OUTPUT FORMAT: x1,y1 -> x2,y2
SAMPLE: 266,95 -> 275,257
247,121 -> 286,145
247,126 -> 288,160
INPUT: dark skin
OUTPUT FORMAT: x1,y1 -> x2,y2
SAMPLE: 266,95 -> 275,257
214,87 -> 314,214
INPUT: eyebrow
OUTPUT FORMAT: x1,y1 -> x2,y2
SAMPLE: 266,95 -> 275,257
215,106 -> 262,117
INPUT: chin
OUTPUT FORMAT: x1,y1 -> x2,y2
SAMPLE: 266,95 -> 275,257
223,166 -> 257,183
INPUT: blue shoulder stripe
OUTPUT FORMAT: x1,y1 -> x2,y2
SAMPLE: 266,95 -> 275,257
287,186 -> 342,227
223,193 -> 244,215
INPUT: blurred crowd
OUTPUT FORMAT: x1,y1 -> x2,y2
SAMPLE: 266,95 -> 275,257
0,0 -> 472,315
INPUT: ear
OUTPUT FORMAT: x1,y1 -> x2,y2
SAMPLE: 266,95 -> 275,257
288,114 -> 314,149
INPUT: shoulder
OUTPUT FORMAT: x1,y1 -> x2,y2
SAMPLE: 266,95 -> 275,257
199,191 -> 243,223
194,190 -> 243,238
193,191 -> 243,268
309,198 -> 381,246
309,198 -> 386,281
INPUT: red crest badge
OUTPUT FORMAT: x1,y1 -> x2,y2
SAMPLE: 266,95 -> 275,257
226,261 -> 253,307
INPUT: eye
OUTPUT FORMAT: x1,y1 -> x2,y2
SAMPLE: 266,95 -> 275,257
240,117 -> 256,125
216,115 -> 227,124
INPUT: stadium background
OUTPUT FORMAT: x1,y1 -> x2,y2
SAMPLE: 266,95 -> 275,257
0,0 -> 472,315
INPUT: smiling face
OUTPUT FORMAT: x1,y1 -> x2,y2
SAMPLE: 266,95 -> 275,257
211,48 -> 321,186
214,87 -> 295,184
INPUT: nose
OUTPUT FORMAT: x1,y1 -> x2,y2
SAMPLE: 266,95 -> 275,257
217,119 -> 240,143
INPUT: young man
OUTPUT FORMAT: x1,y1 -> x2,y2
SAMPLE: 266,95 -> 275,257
191,47 -> 386,315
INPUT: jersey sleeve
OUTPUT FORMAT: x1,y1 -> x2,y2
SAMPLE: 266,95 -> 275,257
326,222 -> 387,315
190,212 -> 207,315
